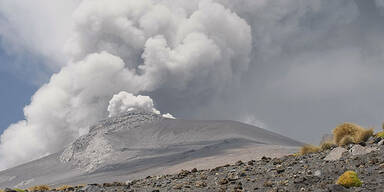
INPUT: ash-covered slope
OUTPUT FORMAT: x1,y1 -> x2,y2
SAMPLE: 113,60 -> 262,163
0,111 -> 302,188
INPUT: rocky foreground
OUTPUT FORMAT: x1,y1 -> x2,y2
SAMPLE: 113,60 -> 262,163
10,136 -> 384,192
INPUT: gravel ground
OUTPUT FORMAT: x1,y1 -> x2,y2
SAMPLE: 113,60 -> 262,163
18,136 -> 384,192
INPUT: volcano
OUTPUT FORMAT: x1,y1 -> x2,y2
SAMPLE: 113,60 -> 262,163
0,111 -> 302,188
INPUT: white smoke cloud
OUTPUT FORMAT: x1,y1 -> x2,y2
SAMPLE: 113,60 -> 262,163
1,0 -> 384,170
162,113 -> 175,119
0,0 -> 79,67
108,91 -> 167,117
0,0 -> 252,169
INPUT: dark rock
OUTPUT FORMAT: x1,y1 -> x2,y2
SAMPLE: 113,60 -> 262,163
358,142 -> 366,146
235,160 -> 244,166
327,184 -> 348,192
4,188 -> 16,192
218,178 -> 229,185
276,166 -> 285,174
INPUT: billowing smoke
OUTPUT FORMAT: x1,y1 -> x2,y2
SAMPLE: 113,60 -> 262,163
2,0 -> 384,170
0,0 -> 251,169
107,91 -> 174,118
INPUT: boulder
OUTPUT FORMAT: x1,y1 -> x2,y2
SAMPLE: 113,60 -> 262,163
324,147 -> 347,161
349,145 -> 377,156
81,184 -> 103,192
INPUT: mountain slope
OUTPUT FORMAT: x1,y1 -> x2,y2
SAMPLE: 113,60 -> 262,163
0,111 -> 302,188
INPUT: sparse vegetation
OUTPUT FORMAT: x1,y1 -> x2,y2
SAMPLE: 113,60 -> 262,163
56,185 -> 73,191
300,144 -> 321,155
376,131 -> 384,138
336,170 -> 362,187
28,185 -> 51,192
320,141 -> 337,150
14,189 -> 26,192
339,135 -> 354,146
374,122 -> 384,138
333,122 -> 373,146
75,184 -> 86,188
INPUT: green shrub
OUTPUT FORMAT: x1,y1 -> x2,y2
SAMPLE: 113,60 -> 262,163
376,131 -> 384,138
336,170 -> 362,187
14,189 -> 26,192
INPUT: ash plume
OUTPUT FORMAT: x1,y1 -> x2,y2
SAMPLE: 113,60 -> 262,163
1,0 -> 384,170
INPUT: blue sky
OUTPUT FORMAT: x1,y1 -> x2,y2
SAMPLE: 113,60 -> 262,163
0,41 -> 39,134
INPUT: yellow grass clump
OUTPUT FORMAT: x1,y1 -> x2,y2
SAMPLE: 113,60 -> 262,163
28,185 -> 51,192
375,122 -> 384,138
333,122 -> 373,146
376,131 -> 384,138
300,144 -> 321,155
56,185 -> 73,191
336,170 -> 362,187
320,141 -> 337,150
14,189 -> 26,192
339,135 -> 354,146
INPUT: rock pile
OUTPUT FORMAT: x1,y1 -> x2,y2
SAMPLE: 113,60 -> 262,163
27,136 -> 384,192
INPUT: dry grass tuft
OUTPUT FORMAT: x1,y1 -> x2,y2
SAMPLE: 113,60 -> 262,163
56,185 -> 73,191
375,123 -> 384,138
376,131 -> 384,138
339,135 -> 354,146
356,128 -> 373,143
320,141 -> 337,150
300,144 -> 321,155
28,185 -> 51,192
333,122 -> 373,146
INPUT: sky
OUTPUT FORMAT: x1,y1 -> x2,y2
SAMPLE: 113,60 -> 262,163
0,0 -> 384,169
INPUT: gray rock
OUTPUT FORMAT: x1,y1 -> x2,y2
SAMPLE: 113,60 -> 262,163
81,184 -> 103,192
324,147 -> 347,161
327,184 -> 348,192
349,145 -> 377,156
378,139 -> 384,146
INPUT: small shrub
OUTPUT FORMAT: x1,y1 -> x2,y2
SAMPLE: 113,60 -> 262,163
376,131 -> 384,138
56,185 -> 73,191
28,185 -> 51,192
333,122 -> 373,146
356,128 -> 373,143
339,135 -> 354,146
336,170 -> 362,187
14,189 -> 26,192
291,152 -> 300,156
320,141 -> 337,150
300,144 -> 321,155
